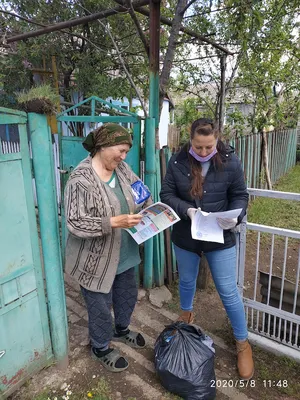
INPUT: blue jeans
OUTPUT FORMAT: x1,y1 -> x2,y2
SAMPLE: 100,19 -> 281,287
174,244 -> 248,341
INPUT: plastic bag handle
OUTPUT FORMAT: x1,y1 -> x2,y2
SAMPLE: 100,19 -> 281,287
170,321 -> 203,334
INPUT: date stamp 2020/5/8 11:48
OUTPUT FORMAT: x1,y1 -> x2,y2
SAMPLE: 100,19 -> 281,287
210,379 -> 288,388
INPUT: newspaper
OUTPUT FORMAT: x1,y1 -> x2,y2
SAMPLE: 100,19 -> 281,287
125,202 -> 180,244
191,208 -> 243,244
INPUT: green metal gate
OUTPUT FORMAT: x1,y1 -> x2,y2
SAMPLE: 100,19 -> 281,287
0,108 -> 53,398
57,96 -> 142,260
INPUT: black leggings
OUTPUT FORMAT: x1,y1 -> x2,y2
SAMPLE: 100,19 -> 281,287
80,267 -> 138,349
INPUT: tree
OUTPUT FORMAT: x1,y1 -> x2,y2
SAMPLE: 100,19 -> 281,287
172,0 -> 300,132
174,97 -> 215,142
170,0 -> 300,188
0,0 -> 151,105
0,0 -> 229,123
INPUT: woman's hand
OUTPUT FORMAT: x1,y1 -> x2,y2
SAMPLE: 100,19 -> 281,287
110,213 -> 143,229
217,217 -> 237,230
187,208 -> 198,220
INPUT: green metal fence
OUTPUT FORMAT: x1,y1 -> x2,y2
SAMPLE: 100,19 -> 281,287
230,129 -> 297,188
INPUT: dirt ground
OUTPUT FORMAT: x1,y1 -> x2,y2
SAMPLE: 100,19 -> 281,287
244,231 -> 299,291
241,230 -> 300,343
7,264 -> 300,400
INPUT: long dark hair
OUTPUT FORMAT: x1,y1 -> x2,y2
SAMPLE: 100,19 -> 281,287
187,118 -> 224,198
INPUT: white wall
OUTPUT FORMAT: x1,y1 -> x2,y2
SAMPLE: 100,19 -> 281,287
158,100 -> 170,147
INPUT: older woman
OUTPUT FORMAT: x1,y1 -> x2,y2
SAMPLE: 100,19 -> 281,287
64,123 -> 151,372
160,118 -> 254,380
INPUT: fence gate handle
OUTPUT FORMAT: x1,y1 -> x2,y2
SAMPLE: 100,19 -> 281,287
57,167 -> 68,174
0,350 -> 5,359
57,166 -> 74,174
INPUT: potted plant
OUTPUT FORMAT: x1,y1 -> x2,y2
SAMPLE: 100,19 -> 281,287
16,84 -> 60,115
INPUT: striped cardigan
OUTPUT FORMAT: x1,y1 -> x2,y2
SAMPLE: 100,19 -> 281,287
64,156 -> 150,293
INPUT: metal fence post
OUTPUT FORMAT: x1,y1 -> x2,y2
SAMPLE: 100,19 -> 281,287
143,117 -> 156,288
237,216 -> 247,296
126,121 -> 141,176
28,113 -> 68,367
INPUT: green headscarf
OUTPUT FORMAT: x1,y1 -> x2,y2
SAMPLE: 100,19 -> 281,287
83,123 -> 132,156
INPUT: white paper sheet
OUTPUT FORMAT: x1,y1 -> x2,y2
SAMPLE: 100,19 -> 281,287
191,208 -> 243,243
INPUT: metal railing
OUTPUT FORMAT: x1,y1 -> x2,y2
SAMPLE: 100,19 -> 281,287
238,188 -> 300,360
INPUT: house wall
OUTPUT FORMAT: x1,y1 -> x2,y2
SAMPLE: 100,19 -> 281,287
158,100 -> 170,147
225,102 -> 254,135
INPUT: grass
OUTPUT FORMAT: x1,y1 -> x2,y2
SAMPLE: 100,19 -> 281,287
32,378 -> 112,400
252,347 -> 300,398
27,382 -> 182,400
32,391 -> 52,400
164,394 -> 183,400
166,280 -> 180,312
248,164 -> 300,230
16,84 -> 60,114
90,378 -> 111,400
16,84 -> 60,104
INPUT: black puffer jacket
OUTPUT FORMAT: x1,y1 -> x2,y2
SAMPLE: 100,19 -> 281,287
160,142 -> 249,254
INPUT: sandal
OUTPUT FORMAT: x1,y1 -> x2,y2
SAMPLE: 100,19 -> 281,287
112,330 -> 146,349
91,348 -> 129,372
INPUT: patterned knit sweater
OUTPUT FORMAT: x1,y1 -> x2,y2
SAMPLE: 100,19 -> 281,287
64,156 -> 151,293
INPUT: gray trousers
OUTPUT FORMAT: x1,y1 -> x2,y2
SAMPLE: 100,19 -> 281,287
80,267 -> 138,349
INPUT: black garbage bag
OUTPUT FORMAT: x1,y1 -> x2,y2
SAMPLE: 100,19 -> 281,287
154,322 -> 216,400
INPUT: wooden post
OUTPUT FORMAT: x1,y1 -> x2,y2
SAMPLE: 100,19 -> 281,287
262,130 -> 273,190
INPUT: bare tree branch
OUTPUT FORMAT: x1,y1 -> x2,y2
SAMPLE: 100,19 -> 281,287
159,0 -> 187,112
0,8 -> 108,53
218,54 -> 226,132
79,4 -> 148,116
101,29 -> 147,115
182,87 -> 216,115
225,52 -> 242,93
5,0 -> 150,43
134,5 -> 233,54
126,0 -> 149,57
181,0 -> 198,16
0,9 -> 44,26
